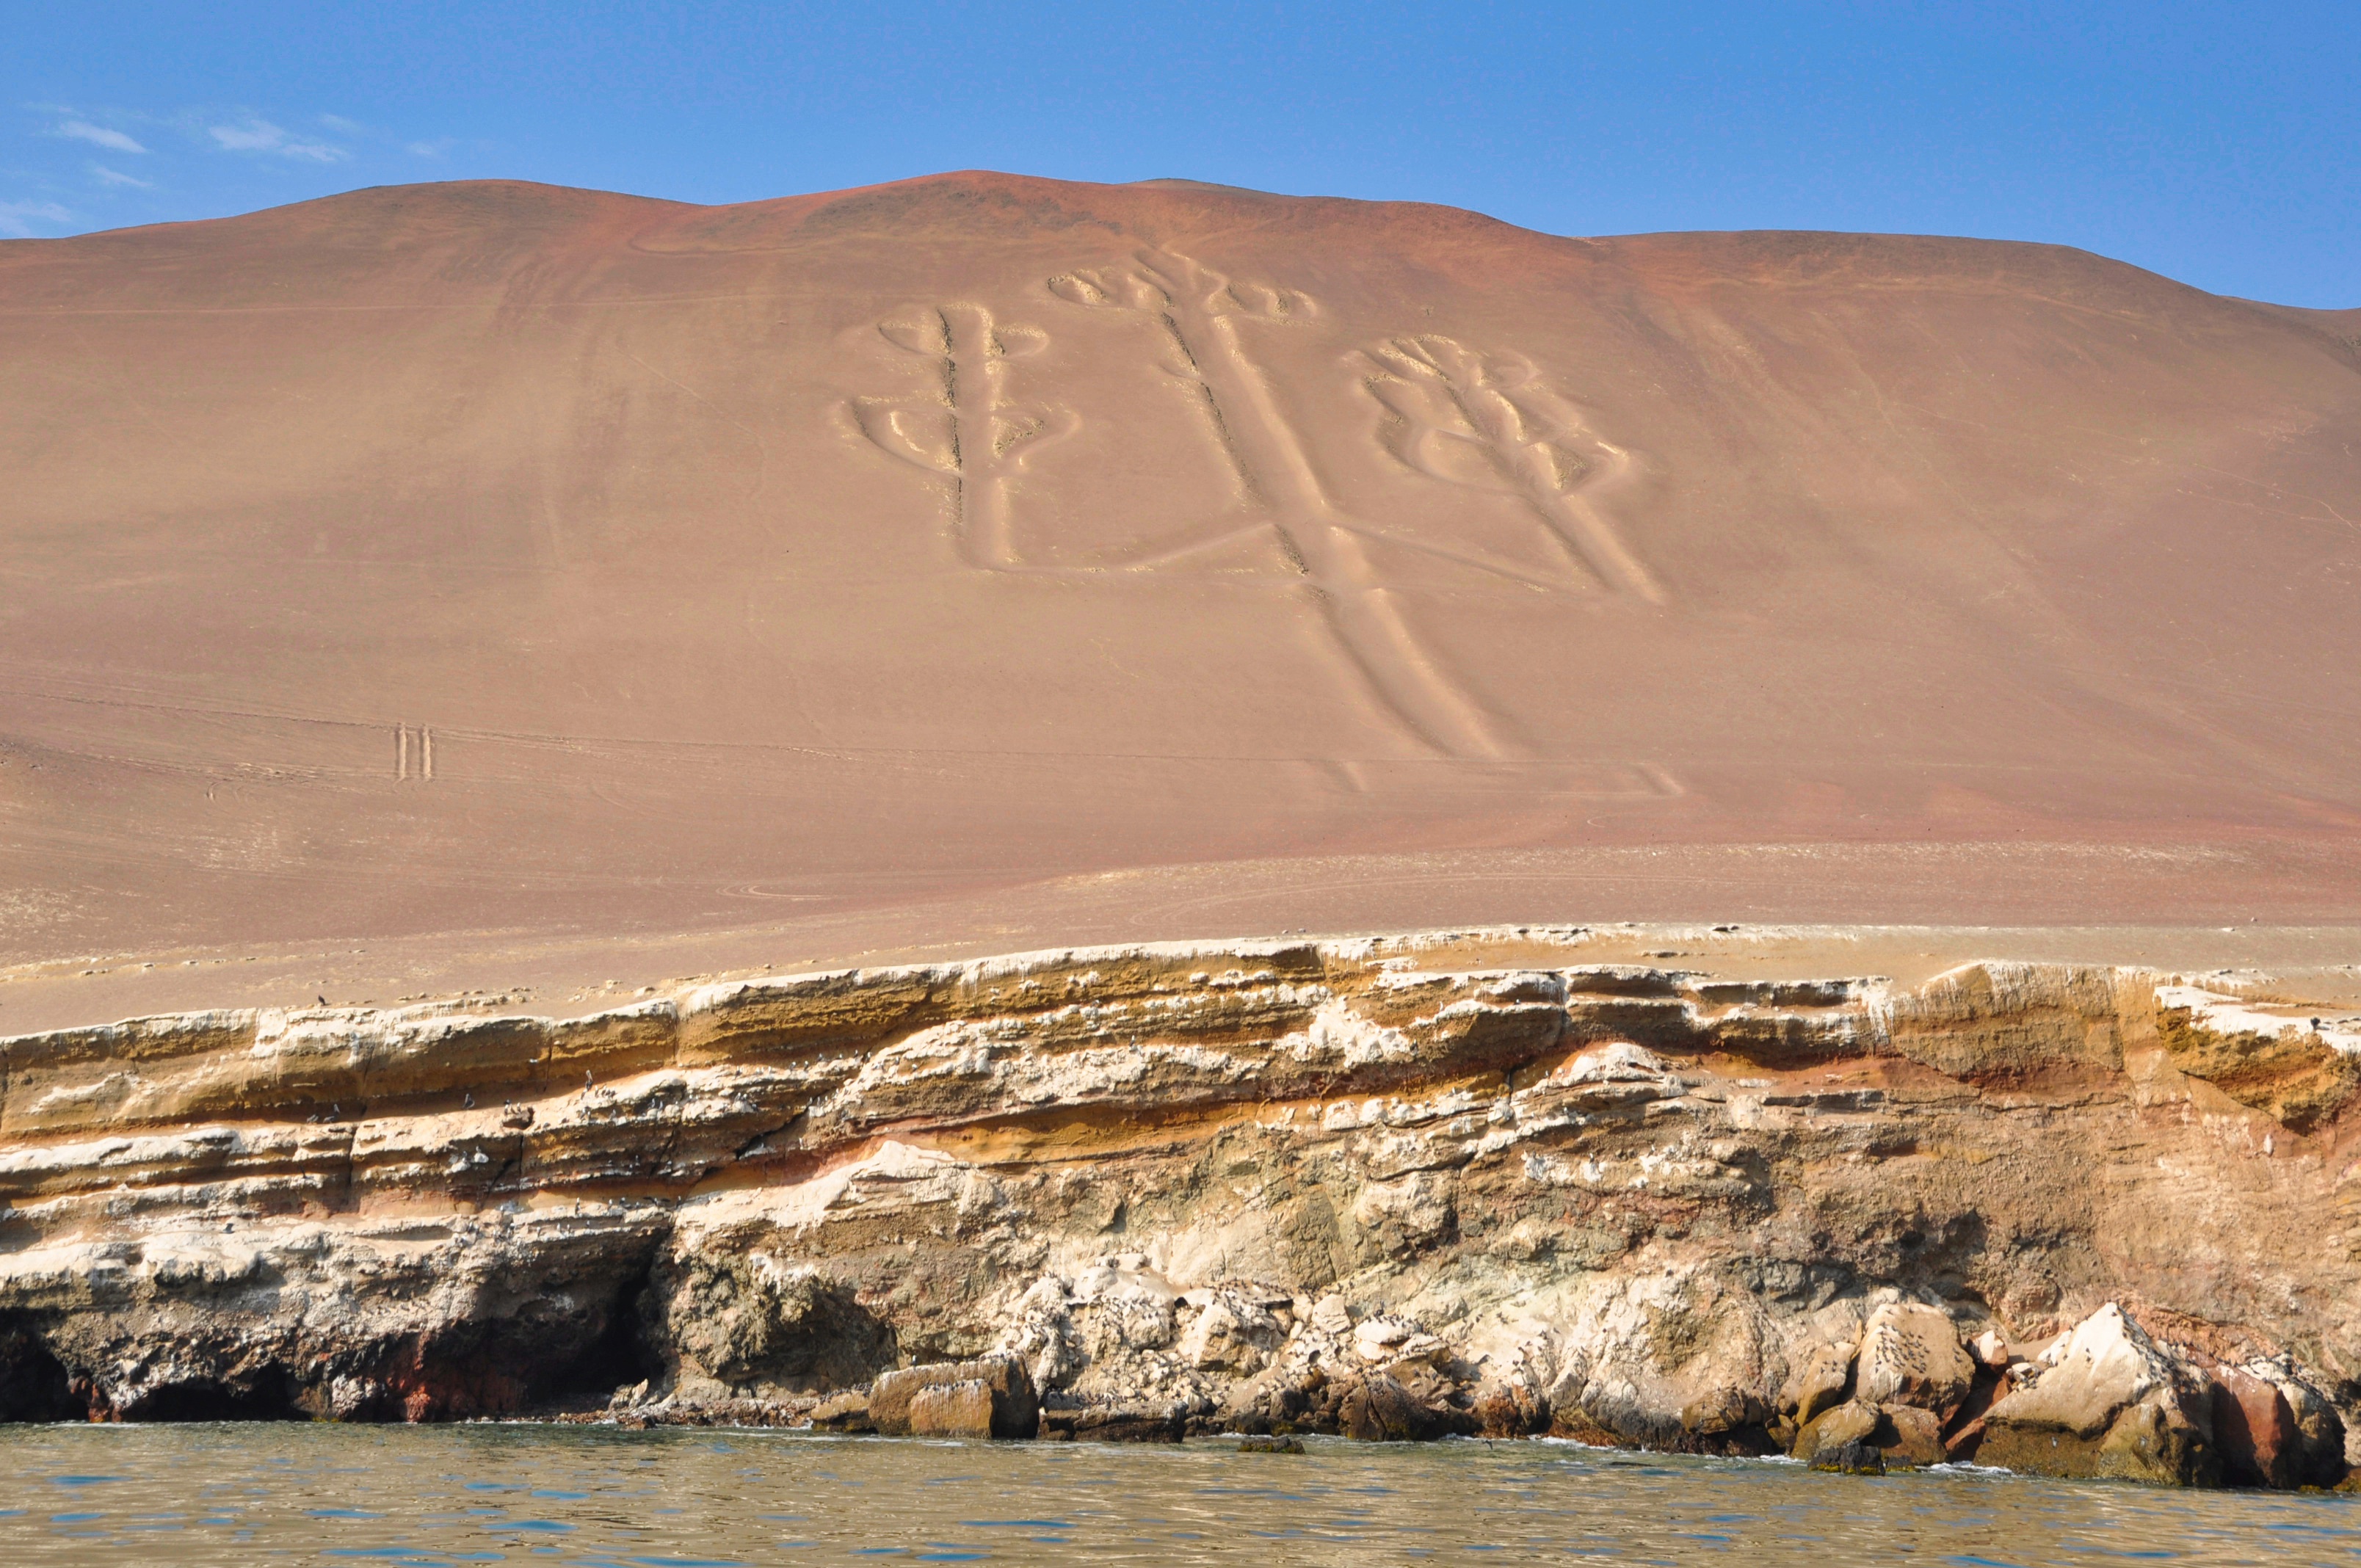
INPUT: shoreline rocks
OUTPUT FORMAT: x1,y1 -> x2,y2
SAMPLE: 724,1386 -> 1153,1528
587,1293 -> 2347,1492
0,932 -> 2356,1490
1970,1304 -> 2218,1486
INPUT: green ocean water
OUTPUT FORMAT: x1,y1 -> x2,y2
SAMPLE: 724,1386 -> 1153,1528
1,1423 -> 2354,1566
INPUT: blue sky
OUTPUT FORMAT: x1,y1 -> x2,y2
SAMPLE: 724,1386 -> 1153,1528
6,1 -> 2356,306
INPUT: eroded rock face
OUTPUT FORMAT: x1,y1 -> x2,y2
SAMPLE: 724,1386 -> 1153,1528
0,931 -> 2355,1489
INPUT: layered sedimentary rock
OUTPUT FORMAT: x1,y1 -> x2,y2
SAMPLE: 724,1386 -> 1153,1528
1,929 -> 2357,1487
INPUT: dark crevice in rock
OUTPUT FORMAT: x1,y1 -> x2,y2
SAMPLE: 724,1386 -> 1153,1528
556,1257 -> 666,1404
0,1320 -> 79,1423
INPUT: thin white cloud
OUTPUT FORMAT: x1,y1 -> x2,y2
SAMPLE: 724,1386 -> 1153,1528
90,164 -> 153,189
208,117 -> 282,150
55,119 -> 147,154
0,200 -> 74,237
318,114 -> 363,134
407,138 -> 454,158
208,117 -> 347,162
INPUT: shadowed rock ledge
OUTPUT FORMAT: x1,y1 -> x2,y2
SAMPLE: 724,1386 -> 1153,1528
1,928 -> 2357,1487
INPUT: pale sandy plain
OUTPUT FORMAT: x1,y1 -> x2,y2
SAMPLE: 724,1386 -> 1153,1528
2,171 -> 2358,1031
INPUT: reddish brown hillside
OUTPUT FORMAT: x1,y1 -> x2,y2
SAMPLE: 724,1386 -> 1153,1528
2,171 -> 2357,979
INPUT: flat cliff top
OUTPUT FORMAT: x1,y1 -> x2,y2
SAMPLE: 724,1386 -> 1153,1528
3,172 -> 2359,996
5,915 -> 2358,1037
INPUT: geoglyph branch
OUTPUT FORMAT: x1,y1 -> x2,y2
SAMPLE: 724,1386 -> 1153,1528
850,303 -> 1072,570
1357,335 -> 1663,603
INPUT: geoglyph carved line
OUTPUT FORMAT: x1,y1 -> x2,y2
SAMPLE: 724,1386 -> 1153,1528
1357,335 -> 1664,604
394,725 -> 435,782
1052,252 -> 1322,512
850,304 -> 1073,571
1045,252 -> 1512,759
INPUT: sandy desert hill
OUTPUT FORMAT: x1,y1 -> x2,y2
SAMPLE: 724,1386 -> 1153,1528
2,170 -> 2358,1023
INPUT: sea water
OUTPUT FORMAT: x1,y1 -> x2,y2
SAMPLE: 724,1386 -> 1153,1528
1,1423 -> 2354,1566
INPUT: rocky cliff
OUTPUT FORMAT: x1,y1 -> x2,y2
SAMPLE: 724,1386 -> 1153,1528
1,929 -> 2357,1487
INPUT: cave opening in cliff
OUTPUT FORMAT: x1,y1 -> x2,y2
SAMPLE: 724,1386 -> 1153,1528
540,1260 -> 664,1408
0,1323 -> 80,1423
115,1368 -> 305,1423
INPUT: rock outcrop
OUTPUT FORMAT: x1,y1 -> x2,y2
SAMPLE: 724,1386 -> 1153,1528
1968,1304 -> 2219,1484
0,929 -> 2356,1489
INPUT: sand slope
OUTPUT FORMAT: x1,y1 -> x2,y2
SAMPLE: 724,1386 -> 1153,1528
2,172 -> 2357,984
